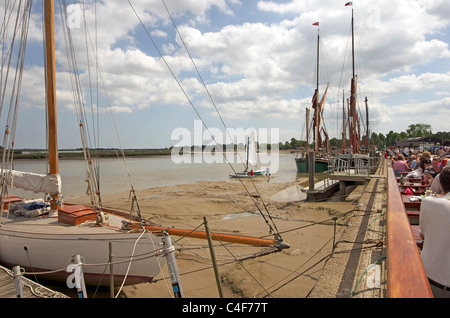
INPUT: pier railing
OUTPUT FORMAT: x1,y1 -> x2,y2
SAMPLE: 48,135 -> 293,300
386,166 -> 433,298
328,158 -> 348,172
327,155 -> 380,176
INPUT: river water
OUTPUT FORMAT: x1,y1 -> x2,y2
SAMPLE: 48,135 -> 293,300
9,152 -> 303,199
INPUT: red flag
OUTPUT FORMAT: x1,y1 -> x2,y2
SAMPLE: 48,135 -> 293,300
312,22 -> 319,26
345,2 -> 352,6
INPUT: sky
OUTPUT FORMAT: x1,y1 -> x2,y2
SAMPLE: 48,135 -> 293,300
2,0 -> 450,149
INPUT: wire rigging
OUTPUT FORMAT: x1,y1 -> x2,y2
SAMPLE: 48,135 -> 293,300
127,0 -> 283,241
0,0 -> 32,216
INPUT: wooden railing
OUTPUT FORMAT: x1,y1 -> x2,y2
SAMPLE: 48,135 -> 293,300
386,166 -> 433,298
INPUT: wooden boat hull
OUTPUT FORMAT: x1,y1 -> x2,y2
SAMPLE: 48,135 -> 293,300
0,212 -> 165,287
295,157 -> 329,173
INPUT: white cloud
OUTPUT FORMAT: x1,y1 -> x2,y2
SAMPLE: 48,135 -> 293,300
4,0 -> 450,148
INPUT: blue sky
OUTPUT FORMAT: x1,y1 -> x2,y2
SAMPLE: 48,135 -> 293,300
2,0 -> 450,149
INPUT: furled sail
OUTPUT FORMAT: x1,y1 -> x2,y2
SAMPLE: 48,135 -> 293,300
3,170 -> 61,195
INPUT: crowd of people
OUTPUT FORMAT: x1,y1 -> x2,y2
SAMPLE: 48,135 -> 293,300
388,146 -> 449,189
388,146 -> 450,297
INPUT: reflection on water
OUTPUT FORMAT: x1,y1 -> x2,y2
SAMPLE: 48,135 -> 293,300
9,153 -> 301,199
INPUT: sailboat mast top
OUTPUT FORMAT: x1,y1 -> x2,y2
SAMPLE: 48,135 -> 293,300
351,9 -> 355,79
316,29 -> 320,90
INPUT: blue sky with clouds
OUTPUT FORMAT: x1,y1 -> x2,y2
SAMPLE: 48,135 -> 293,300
2,0 -> 450,149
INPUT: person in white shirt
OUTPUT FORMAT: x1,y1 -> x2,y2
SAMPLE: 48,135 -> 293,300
420,167 -> 450,297
430,161 -> 450,194
430,173 -> 443,194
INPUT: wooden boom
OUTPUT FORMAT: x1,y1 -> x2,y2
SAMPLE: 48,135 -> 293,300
144,224 -> 288,249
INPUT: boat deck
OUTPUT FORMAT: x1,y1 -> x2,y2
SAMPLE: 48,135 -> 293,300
1,206 -> 135,235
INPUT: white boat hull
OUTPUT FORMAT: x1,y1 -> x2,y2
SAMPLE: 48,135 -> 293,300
229,169 -> 268,178
0,216 -> 165,287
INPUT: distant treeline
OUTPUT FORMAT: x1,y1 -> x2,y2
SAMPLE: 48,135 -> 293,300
10,144 -> 276,160
11,148 -> 173,160
279,124 -> 450,150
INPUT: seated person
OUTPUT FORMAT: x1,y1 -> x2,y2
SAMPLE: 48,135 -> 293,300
406,157 -> 431,179
407,154 -> 416,169
425,156 -> 442,178
410,154 -> 421,170
419,167 -> 450,297
393,154 -> 409,177
430,163 -> 450,195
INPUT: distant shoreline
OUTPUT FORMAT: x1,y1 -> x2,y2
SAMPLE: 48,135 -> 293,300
12,148 -> 172,160
12,148 -> 291,160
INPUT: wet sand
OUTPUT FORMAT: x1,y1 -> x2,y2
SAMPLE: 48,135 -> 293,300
71,176 -> 362,298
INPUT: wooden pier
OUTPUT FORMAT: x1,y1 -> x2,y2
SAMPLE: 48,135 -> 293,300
303,155 -> 382,201
302,174 -> 340,201
328,155 -> 382,198
0,265 -> 68,298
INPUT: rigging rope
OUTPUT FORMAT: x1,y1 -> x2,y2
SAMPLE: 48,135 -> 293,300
58,0 -> 148,224
0,0 -> 32,224
58,0 -> 102,214
127,0 -> 283,242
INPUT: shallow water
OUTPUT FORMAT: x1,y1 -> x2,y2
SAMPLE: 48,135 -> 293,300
9,153 -> 302,199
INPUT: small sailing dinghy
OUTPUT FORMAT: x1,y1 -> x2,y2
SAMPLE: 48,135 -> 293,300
229,132 -> 270,178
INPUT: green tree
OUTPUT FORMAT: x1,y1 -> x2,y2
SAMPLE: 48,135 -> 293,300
386,130 -> 401,146
378,133 -> 386,146
284,141 -> 293,150
434,131 -> 450,144
406,124 -> 432,137
290,138 -> 301,149
370,132 -> 383,147
329,138 -> 341,148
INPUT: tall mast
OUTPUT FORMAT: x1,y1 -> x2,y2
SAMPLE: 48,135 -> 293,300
316,29 -> 320,91
351,8 -> 355,79
365,96 -> 369,150
313,28 -> 320,153
44,0 -> 59,210
348,6 -> 358,153
246,136 -> 250,171
341,90 -> 347,153
305,107 -> 310,153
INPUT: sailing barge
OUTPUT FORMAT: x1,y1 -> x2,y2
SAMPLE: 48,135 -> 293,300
295,23 -> 330,173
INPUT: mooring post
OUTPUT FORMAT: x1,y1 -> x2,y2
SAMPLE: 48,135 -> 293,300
307,150 -> 316,201
162,232 -> 184,298
12,266 -> 24,298
73,254 -> 88,298
204,216 -> 224,298
109,242 -> 114,298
